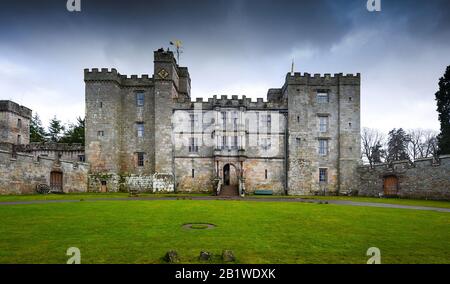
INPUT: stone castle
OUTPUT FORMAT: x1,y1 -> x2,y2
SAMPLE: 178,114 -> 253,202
1,48 -> 449,199
84,48 -> 361,195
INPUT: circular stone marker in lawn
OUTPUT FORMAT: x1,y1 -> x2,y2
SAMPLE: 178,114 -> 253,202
182,223 -> 216,230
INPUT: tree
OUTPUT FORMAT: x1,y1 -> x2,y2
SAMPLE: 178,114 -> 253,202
47,116 -> 65,143
370,142 -> 386,164
30,113 -> 47,143
60,117 -> 85,145
407,129 -> 439,160
436,65 -> 450,155
361,127 -> 386,166
386,128 -> 410,163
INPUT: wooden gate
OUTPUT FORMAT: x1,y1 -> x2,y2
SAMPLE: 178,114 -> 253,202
50,171 -> 63,192
383,176 -> 399,196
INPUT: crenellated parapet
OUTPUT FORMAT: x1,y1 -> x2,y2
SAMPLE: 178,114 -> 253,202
357,155 -> 450,173
84,68 -> 154,87
285,72 -> 361,86
173,94 -> 288,110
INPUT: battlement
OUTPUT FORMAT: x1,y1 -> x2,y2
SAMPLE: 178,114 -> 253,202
174,94 -> 287,110
154,48 -> 177,64
357,155 -> 450,173
84,68 -> 154,87
0,100 -> 32,119
285,72 -> 361,86
15,142 -> 85,153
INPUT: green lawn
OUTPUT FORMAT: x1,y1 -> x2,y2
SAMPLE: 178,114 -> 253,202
1,192 -> 450,209
0,199 -> 449,264
0,192 -> 209,202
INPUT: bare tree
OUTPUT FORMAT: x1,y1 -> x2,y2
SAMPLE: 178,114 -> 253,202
407,129 -> 439,160
361,127 -> 386,167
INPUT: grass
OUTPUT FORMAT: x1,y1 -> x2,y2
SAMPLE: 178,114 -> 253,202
1,192 -> 449,209
250,195 -> 450,209
0,192 -> 209,202
0,199 -> 449,264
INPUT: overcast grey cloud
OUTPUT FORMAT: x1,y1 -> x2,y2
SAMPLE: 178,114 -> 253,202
0,0 -> 449,133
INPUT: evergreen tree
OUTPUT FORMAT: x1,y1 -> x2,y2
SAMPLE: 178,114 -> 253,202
436,65 -> 450,155
60,117 -> 85,145
370,142 -> 386,164
387,128 -> 410,163
47,116 -> 65,143
30,113 -> 47,143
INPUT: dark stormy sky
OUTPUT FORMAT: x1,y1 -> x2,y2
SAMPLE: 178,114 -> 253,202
0,0 -> 449,132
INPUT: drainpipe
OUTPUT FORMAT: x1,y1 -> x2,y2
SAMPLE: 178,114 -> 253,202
284,111 -> 289,195
337,76 -> 341,195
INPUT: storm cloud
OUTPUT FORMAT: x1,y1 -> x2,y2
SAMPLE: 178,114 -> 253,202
0,0 -> 449,132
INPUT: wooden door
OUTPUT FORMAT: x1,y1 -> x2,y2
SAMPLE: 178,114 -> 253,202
384,176 -> 398,196
50,171 -> 63,192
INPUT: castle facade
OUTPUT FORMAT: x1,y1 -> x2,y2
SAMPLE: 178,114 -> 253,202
84,48 -> 361,195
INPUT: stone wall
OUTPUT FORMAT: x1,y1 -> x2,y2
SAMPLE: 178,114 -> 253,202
358,155 -> 450,200
0,149 -> 89,195
15,142 -> 85,162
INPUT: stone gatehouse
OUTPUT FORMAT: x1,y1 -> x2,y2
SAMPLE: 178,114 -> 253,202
85,48 -> 361,195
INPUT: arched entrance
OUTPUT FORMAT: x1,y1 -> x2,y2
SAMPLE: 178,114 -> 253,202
383,175 -> 399,197
221,163 -> 239,196
50,171 -> 63,192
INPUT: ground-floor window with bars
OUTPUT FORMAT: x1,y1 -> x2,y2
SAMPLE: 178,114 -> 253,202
319,168 -> 328,183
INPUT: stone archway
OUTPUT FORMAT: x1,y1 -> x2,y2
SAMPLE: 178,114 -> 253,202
221,163 -> 239,196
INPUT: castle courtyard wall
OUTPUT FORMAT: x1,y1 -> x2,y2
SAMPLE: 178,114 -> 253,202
358,155 -> 450,200
0,150 -> 89,195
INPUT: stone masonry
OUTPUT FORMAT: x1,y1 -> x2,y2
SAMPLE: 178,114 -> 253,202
85,48 -> 361,195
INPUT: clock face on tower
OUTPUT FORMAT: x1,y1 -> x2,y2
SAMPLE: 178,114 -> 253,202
157,68 -> 169,79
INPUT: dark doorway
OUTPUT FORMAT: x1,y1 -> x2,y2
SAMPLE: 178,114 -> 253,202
384,175 -> 399,197
224,164 -> 230,185
50,171 -> 63,192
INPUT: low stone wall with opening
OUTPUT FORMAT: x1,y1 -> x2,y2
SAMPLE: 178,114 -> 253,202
0,149 -> 89,195
357,155 -> 450,200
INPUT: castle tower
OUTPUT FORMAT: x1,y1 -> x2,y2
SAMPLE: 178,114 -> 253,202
0,100 -> 32,145
283,73 -> 361,195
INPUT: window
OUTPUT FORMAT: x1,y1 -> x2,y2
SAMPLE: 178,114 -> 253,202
231,136 -> 238,149
97,131 -> 104,137
17,135 -> 21,144
190,114 -> 198,133
319,139 -> 328,156
261,114 -> 272,133
222,136 -> 227,149
221,112 -> 227,130
78,155 -> 86,162
296,138 -> 301,147
192,169 -> 195,178
317,92 -> 329,103
297,116 -> 300,123
137,152 -> 145,167
189,137 -> 199,153
136,122 -> 144,137
17,119 -> 22,128
136,92 -> 145,107
319,168 -> 328,183
100,102 -> 103,108
349,96 -> 353,102
348,122 -> 352,128
265,169 -> 268,180
319,116 -> 329,133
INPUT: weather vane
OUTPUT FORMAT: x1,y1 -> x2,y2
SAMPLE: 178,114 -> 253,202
170,40 -> 183,64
